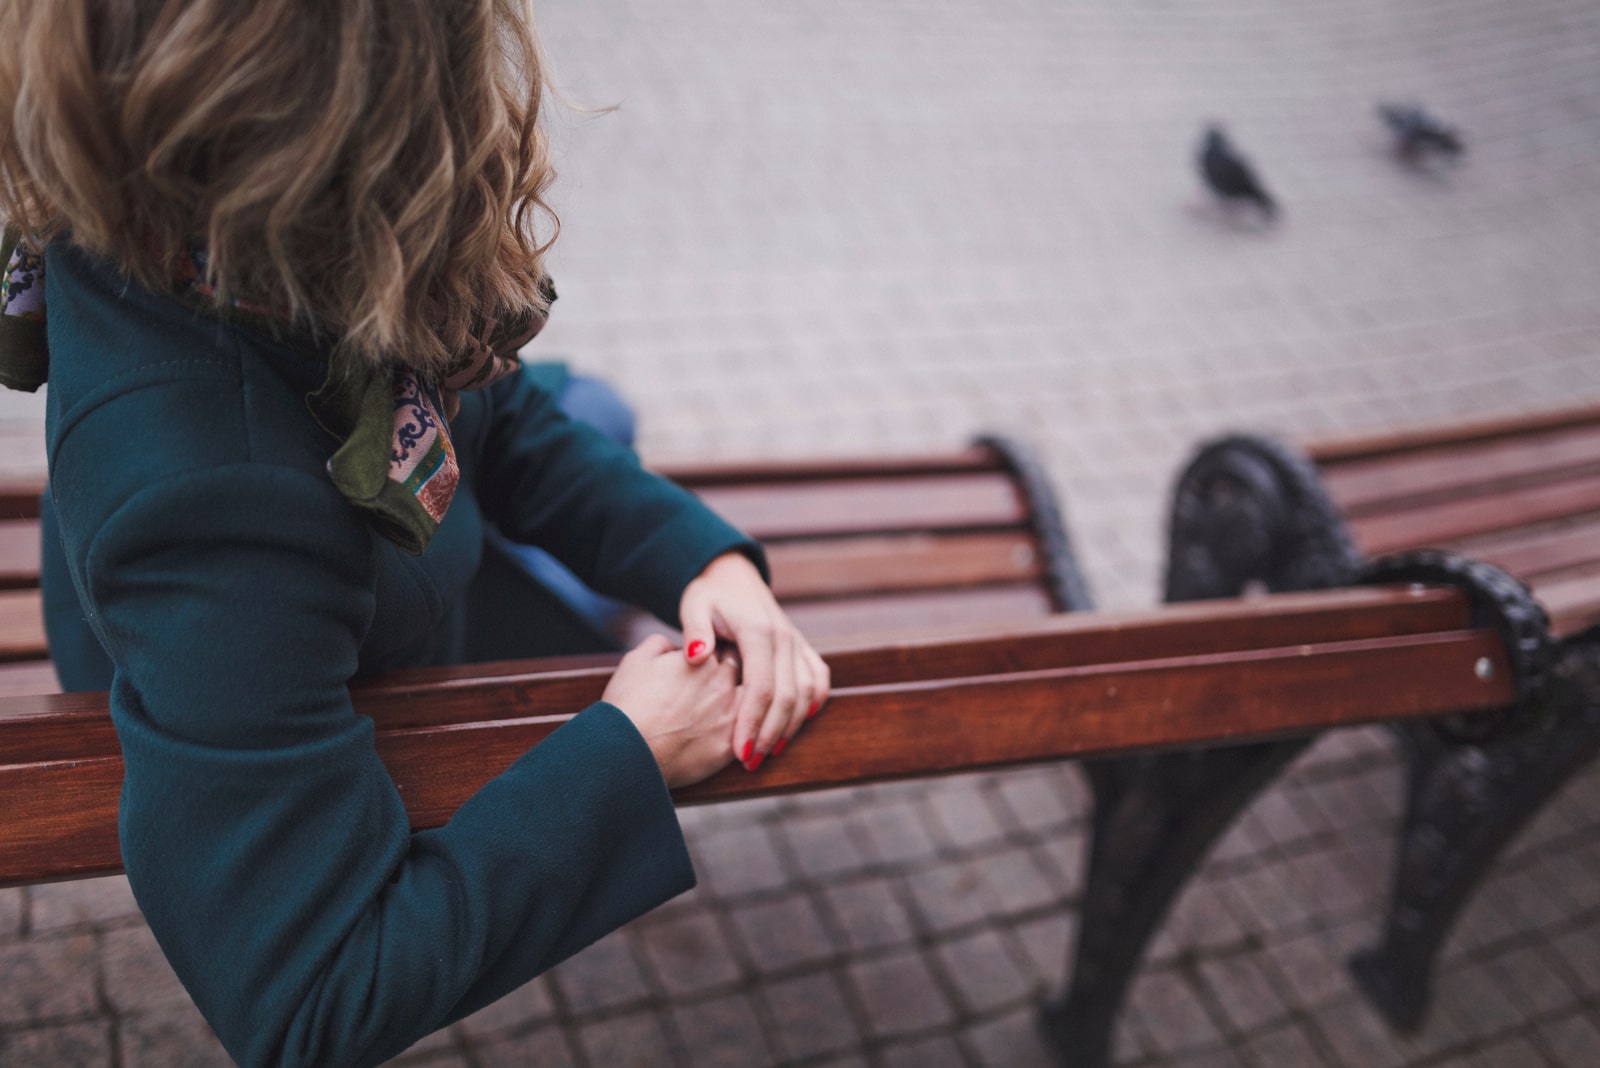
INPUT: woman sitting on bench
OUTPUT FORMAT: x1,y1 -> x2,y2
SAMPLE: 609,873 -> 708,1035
0,3 -> 829,1066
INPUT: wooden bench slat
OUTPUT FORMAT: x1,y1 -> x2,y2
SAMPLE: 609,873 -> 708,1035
766,531 -> 1042,601
1451,514 -> 1600,581
692,472 -> 1029,541
0,521 -> 39,590
1530,569 -> 1600,637
0,623 -> 1514,887
1322,422 -> 1600,518
1349,475 -> 1600,557
782,584 -> 1056,642
0,661 -> 60,697
0,588 -> 45,663
657,447 -> 1003,487
1306,403 -> 1600,465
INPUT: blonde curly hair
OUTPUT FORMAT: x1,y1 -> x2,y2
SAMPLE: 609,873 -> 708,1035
0,0 -> 557,372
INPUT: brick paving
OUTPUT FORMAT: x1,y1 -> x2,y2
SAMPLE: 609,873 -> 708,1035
4,0 -> 1600,1064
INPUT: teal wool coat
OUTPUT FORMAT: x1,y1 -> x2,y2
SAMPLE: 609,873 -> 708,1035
41,244 -> 757,1068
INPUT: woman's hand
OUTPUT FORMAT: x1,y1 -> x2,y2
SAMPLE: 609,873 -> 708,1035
601,634 -> 741,789
678,551 -> 831,771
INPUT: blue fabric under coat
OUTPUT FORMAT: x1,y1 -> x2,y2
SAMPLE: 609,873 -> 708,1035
39,244 -> 759,1068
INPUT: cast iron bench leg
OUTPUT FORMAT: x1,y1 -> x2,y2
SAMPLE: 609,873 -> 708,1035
1038,434 -> 1360,1067
1038,741 -> 1308,1067
1352,633 -> 1600,1028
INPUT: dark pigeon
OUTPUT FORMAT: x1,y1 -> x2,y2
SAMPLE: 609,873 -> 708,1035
1199,125 -> 1277,218
1379,103 -> 1465,159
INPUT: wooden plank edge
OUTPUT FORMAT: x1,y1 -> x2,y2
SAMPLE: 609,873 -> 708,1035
0,585 -> 1475,762
0,628 -> 1513,886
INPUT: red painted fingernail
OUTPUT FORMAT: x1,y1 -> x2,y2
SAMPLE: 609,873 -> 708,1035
807,702 -> 821,719
741,740 -> 753,763
747,751 -> 766,772
687,640 -> 706,659
774,737 -> 789,757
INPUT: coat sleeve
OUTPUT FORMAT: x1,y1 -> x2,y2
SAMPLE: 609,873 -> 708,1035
70,461 -> 694,1068
468,367 -> 767,626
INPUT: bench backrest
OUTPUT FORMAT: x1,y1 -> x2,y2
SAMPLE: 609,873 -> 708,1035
0,436 -> 1090,693
1306,404 -> 1600,636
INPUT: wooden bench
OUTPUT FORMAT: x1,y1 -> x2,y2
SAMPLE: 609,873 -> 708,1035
0,434 -> 1555,1068
1069,404 -> 1600,1044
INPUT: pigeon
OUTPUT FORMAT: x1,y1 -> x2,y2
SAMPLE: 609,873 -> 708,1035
1379,103 -> 1464,160
1198,125 -> 1277,218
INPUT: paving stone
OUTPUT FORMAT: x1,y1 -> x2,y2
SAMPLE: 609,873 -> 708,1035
0,1021 -> 112,1067
666,992 -> 775,1068
995,769 -> 1077,834
1475,869 -> 1581,939
1484,942 -> 1584,1019
904,861 -> 998,934
388,1023 -> 458,1062
28,877 -> 142,932
762,970 -> 862,1062
1149,879 -> 1253,963
848,950 -> 958,1039
963,1008 -> 1064,1068
1220,861 -> 1319,936
1238,1021 -> 1336,1068
925,779 -> 1009,849
118,1005 -> 231,1068
1547,917 -> 1600,995
1533,1010 -> 1600,1067
1259,918 -> 1374,1010
1031,834 -> 1086,900
104,926 -> 192,1014
547,930 -> 653,1014
1195,951 -> 1293,1034
820,877 -> 917,953
1284,848 -> 1376,918
983,847 -> 1063,917
730,893 -> 837,973
1240,788 -> 1321,849
574,1010 -> 677,1068
1305,997 -> 1407,1068
936,928 -> 1034,1015
1466,1035 -> 1554,1068
456,976 -> 556,1040
878,1034 -> 970,1068
636,912 -> 742,996
1206,815 -> 1275,868
1010,912 -> 1075,994
856,800 -> 941,865
780,814 -> 872,881
472,1023 -> 578,1068
689,824 -> 792,899
1125,969 -> 1224,1057
0,932 -> 100,1025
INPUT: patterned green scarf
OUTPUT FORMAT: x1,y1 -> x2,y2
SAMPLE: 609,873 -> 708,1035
0,228 -> 550,553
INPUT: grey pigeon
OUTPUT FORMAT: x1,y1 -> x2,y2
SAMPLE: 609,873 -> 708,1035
1199,125 -> 1277,218
1379,103 -> 1464,159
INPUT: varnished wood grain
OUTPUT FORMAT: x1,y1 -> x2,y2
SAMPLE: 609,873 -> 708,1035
0,623 -> 1513,887
0,522 -> 39,590
1348,475 -> 1600,557
1323,423 -> 1600,517
0,589 -> 44,662
766,531 -> 1041,600
1308,403 -> 1600,465
693,473 -> 1029,541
